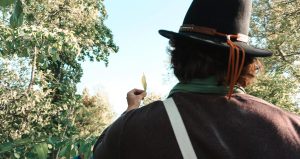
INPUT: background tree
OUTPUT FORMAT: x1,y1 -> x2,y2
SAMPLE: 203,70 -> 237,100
143,92 -> 162,106
77,88 -> 115,138
0,0 -> 118,158
247,0 -> 300,113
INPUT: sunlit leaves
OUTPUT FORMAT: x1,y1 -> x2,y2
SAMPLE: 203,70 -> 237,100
247,72 -> 299,113
0,62 -> 114,157
0,0 -> 117,158
143,92 -> 162,106
248,0 -> 300,111
79,88 -> 115,137
251,0 -> 300,66
19,0 -> 118,64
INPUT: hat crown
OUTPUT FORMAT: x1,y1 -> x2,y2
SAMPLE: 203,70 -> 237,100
158,0 -> 272,57
182,0 -> 252,35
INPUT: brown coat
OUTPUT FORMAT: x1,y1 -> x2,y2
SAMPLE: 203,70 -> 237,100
94,92 -> 300,159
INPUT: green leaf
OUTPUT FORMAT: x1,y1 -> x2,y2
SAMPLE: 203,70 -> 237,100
79,142 -> 90,155
70,145 -> 77,157
33,143 -> 48,159
59,143 -> 71,158
9,0 -> 24,28
0,0 -> 14,7
52,52 -> 60,61
83,144 -> 92,159
0,142 -> 13,153
0,138 -> 32,153
47,137 -> 56,145
13,138 -> 32,145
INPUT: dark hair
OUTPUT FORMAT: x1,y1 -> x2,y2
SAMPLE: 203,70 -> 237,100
169,39 -> 262,87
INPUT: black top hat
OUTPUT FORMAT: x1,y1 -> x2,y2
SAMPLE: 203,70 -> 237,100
159,0 -> 272,57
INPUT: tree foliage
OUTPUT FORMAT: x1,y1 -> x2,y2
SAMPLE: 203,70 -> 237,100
143,92 -> 162,106
0,59 -> 115,158
0,0 -> 117,158
77,88 -> 115,138
247,0 -> 300,113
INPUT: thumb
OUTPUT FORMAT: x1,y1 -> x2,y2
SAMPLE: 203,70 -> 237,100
139,91 -> 147,99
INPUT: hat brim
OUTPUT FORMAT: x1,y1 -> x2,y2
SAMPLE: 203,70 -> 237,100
159,30 -> 272,57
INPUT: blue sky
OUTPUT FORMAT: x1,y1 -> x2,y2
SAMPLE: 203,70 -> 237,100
77,0 -> 192,115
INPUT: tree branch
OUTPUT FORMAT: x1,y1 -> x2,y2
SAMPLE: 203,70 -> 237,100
284,52 -> 300,57
28,46 -> 37,91
277,49 -> 287,62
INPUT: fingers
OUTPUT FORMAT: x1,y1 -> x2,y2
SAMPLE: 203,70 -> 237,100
126,88 -> 147,111
128,88 -> 146,98
140,91 -> 147,99
133,89 -> 144,95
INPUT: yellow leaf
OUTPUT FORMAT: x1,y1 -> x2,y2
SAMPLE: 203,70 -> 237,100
141,73 -> 147,91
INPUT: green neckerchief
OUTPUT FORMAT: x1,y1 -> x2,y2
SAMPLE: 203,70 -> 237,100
168,77 -> 245,97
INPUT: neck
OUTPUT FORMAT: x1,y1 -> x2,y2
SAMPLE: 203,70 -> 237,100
168,77 -> 245,97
